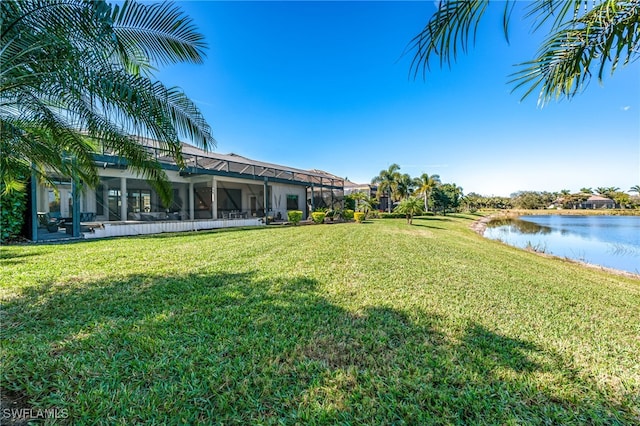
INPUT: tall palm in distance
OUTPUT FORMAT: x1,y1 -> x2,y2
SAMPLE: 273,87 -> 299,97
395,173 -> 418,201
596,187 -> 620,199
409,0 -> 640,106
415,173 -> 441,212
1,0 -> 214,203
372,163 -> 401,213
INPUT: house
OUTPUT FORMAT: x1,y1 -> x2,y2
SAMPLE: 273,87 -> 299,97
343,181 -> 389,211
581,195 -> 615,209
28,138 -> 344,240
344,180 -> 374,197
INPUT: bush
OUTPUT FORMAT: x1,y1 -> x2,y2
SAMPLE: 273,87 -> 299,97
311,211 -> 326,224
287,210 -> 303,225
368,210 -> 381,219
1,186 -> 27,242
342,209 -> 354,221
354,212 -> 365,223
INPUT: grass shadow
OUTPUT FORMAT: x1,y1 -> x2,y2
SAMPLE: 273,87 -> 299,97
1,271 -> 636,424
0,250 -> 45,266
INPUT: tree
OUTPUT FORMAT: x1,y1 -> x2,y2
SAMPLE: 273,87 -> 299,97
394,196 -> 424,225
630,185 -> 640,195
409,1 -> 640,105
415,173 -> 441,212
432,183 -> 463,215
612,192 -> 630,209
395,173 -> 417,200
356,196 -> 375,218
1,0 -> 214,204
372,163 -> 401,213
563,192 -> 590,209
580,187 -> 594,194
597,187 -> 620,199
512,191 -> 548,210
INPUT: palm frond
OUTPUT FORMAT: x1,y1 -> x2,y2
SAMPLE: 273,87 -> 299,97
1,0 -> 213,199
408,0 -> 491,79
112,0 -> 207,70
511,0 -> 640,105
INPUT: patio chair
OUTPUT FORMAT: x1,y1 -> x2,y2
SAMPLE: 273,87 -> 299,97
38,212 -> 61,232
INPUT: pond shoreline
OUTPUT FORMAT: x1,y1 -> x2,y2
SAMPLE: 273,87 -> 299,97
470,212 -> 640,280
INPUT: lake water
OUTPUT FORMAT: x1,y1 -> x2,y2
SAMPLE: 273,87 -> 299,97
483,215 -> 640,275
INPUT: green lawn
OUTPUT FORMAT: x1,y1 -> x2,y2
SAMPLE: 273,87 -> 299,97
1,216 -> 639,424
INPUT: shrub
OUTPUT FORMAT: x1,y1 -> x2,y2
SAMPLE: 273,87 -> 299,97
331,209 -> 344,221
287,210 -> 303,225
1,186 -> 27,242
354,212 -> 365,223
311,211 -> 326,224
342,209 -> 354,221
368,210 -> 381,219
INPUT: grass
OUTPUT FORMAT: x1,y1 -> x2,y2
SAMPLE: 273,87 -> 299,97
1,215 -> 639,424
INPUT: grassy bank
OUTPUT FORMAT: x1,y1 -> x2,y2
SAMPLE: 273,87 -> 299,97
1,216 -> 639,424
486,208 -> 640,216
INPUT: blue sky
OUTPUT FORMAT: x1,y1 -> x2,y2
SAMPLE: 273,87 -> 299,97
156,1 -> 640,196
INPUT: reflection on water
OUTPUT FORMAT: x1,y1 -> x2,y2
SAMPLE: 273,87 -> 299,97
486,217 -> 552,235
484,215 -> 640,275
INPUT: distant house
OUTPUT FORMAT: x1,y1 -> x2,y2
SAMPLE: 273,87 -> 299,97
344,180 -> 374,197
28,138 -> 344,241
549,194 -> 615,209
343,181 -> 389,211
581,195 -> 615,209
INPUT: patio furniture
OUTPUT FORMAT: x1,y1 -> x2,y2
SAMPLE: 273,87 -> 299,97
38,212 -> 62,232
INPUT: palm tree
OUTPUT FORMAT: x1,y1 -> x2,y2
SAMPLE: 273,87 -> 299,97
372,163 -> 401,213
394,196 -> 424,225
1,0 -> 214,203
597,187 -> 620,199
580,187 -> 593,194
415,172 -> 441,212
356,196 -> 375,218
630,185 -> 640,195
409,1 -> 639,106
395,173 -> 417,201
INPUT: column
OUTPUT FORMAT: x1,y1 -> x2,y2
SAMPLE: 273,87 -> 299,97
120,177 -> 127,221
30,168 -> 38,242
212,177 -> 217,219
72,176 -> 80,237
103,182 -> 109,220
189,181 -> 194,220
263,178 -> 268,223
331,179 -> 334,209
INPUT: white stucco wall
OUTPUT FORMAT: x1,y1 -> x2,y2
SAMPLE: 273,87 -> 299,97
270,183 -> 306,220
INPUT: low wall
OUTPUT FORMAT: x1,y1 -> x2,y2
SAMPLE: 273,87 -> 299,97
84,218 -> 263,239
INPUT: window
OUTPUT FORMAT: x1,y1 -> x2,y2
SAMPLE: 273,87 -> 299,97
286,194 -> 298,210
217,188 -> 241,211
96,185 -> 104,215
128,189 -> 151,213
